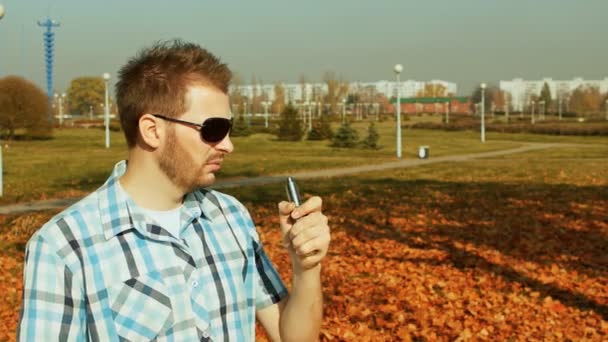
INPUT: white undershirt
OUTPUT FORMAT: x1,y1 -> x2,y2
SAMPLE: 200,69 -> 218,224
117,181 -> 182,238
139,205 -> 182,238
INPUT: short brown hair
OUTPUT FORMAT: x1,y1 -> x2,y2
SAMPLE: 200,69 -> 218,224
116,40 -> 232,147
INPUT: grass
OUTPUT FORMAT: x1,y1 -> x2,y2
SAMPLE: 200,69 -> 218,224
1,118 -> 606,340
1,118 -> 606,205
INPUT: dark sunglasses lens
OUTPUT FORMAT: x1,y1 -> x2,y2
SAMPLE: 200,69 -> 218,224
201,118 -> 232,142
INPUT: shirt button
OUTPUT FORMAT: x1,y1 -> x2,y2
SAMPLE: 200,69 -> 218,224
192,280 -> 199,288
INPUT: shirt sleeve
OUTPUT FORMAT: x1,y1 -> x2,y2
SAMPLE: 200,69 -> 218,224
250,227 -> 289,310
18,234 -> 86,341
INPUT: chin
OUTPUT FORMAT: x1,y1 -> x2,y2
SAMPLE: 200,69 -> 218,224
194,173 -> 216,190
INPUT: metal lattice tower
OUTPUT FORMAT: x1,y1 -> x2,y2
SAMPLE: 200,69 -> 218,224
37,18 -> 60,122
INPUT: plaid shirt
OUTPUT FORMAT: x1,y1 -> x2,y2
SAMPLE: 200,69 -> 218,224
18,161 -> 288,341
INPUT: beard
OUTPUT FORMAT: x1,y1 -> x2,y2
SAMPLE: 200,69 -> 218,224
158,128 -> 214,193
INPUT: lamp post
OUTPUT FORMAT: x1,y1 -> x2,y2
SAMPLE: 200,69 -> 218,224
262,101 -> 269,128
0,3 -> 5,197
531,100 -> 535,124
394,64 -> 403,158
306,102 -> 312,132
341,98 -> 346,124
480,83 -> 486,143
103,73 -> 111,148
54,92 -> 66,126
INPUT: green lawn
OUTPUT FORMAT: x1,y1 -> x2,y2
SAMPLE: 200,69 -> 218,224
1,119 -> 606,205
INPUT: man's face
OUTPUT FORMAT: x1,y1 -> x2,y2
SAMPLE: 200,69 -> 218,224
158,85 -> 233,192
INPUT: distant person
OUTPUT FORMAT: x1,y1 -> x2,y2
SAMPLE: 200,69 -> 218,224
18,40 -> 331,341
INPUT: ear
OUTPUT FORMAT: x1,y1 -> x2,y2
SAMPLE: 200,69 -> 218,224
138,114 -> 163,149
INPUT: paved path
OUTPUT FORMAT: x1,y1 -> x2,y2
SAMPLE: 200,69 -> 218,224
0,143 -> 565,215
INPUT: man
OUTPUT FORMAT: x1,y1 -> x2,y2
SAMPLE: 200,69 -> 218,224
18,40 -> 331,341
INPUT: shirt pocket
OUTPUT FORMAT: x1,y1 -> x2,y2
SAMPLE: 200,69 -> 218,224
107,273 -> 174,341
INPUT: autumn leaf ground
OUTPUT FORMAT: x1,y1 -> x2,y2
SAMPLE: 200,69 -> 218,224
0,130 -> 606,341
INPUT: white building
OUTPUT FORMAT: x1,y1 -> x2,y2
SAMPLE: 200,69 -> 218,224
231,79 -> 458,104
500,77 -> 608,111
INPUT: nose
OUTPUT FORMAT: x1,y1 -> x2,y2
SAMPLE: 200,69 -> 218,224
216,134 -> 234,154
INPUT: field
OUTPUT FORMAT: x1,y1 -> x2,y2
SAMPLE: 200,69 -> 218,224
0,120 -> 606,340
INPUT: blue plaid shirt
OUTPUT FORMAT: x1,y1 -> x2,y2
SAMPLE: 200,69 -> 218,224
18,161 -> 288,341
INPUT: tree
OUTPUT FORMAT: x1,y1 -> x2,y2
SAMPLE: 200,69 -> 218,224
539,82 -> 552,113
0,75 -> 52,139
66,76 -> 105,116
470,84 -> 497,114
330,121 -> 359,148
361,122 -> 380,149
323,71 -> 349,115
568,86 -> 602,115
307,114 -> 333,141
416,83 -> 447,98
272,83 -> 286,114
277,103 -> 303,141
493,89 -> 506,112
231,113 -> 251,137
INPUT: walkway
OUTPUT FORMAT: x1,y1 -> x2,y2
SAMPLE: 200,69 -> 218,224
0,143 -> 563,215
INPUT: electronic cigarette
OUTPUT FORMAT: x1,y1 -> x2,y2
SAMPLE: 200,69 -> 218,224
285,177 -> 301,207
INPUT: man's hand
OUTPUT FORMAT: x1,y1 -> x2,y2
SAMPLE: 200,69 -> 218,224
278,196 -> 330,273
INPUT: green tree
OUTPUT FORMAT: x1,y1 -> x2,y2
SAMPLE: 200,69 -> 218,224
539,82 -> 552,112
330,121 -> 359,148
0,75 -> 52,139
306,114 -> 333,141
277,103 -> 303,141
470,84 -> 497,113
66,77 -> 105,116
231,114 -> 251,137
361,122 -> 380,149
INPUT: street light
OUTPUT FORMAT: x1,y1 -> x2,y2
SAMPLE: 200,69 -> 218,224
530,100 -> 535,124
394,64 -> 403,158
0,3 -> 5,197
54,92 -> 66,126
262,101 -> 269,128
103,72 -> 111,148
480,83 -> 486,143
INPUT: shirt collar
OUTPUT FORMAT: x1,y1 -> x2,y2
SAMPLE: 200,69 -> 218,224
99,160 -> 215,241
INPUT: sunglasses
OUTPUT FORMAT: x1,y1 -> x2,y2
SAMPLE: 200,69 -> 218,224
152,114 -> 233,143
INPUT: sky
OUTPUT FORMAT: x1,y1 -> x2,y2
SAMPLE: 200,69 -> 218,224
0,0 -> 607,95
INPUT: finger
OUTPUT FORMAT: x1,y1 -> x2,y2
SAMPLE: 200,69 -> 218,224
289,213 -> 327,240
291,224 -> 323,249
291,196 -> 322,220
298,247 -> 329,269
278,201 -> 296,232
294,238 -> 322,257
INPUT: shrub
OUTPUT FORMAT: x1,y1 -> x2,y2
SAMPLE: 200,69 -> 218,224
330,121 -> 359,148
307,115 -> 334,141
231,114 -> 251,137
361,122 -> 381,149
0,75 -> 52,139
277,104 -> 303,141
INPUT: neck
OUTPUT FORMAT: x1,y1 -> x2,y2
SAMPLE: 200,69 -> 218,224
119,151 -> 185,211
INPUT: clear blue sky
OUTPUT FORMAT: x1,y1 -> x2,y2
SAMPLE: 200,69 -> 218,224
1,0 -> 606,95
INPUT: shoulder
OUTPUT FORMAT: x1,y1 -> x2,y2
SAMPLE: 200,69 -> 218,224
26,191 -> 101,267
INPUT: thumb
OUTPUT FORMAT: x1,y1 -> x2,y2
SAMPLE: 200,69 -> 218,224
278,201 -> 296,235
